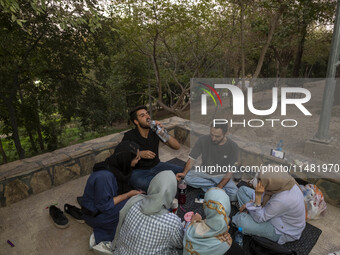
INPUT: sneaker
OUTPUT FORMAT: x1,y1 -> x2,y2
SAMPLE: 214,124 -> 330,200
49,205 -> 69,229
89,232 -> 96,250
64,203 -> 85,223
77,196 -> 83,207
92,241 -> 114,255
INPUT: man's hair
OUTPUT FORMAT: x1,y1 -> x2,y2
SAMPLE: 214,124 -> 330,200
210,122 -> 228,134
129,105 -> 148,125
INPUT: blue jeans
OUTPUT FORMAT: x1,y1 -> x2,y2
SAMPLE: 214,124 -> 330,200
129,162 -> 183,191
232,186 -> 281,242
184,170 -> 238,201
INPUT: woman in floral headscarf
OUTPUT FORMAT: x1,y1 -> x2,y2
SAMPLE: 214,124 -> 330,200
183,188 -> 244,255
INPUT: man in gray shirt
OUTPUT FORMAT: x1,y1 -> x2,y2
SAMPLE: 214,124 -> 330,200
176,123 -> 239,201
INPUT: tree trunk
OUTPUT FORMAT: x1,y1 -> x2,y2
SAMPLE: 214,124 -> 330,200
157,100 -> 184,117
26,127 -> 38,152
252,6 -> 285,83
0,138 -> 8,164
151,32 -> 162,102
240,0 -> 246,90
35,109 -> 45,150
224,6 -> 236,77
3,96 -> 25,159
292,23 -> 308,78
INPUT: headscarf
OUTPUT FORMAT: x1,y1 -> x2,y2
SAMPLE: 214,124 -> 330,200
184,188 -> 231,255
112,171 -> 177,248
103,141 -> 139,194
259,171 -> 297,206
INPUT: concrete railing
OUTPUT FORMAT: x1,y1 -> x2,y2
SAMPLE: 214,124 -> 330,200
1,116 -> 339,208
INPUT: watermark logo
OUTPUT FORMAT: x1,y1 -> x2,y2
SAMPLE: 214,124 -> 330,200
201,84 -> 311,116
197,81 -> 312,128
198,82 -> 222,111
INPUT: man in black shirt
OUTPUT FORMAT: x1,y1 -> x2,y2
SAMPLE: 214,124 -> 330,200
122,105 -> 183,191
176,123 -> 239,201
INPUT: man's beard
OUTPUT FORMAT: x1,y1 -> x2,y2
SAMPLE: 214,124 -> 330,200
212,138 -> 224,145
139,121 -> 150,129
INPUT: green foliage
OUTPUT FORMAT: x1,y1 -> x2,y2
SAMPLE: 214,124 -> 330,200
0,0 -> 336,163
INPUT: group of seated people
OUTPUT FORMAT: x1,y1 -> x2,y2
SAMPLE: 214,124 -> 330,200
80,105 -> 306,255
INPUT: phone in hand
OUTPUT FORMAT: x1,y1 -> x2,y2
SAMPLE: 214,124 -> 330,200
195,193 -> 204,203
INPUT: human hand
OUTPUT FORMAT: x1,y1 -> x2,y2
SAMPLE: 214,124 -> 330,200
140,150 -> 156,159
255,180 -> 264,206
191,213 -> 202,223
154,120 -> 162,127
239,200 -> 253,213
176,172 -> 186,181
239,204 -> 247,213
128,190 -> 144,198
217,232 -> 232,246
255,180 -> 265,194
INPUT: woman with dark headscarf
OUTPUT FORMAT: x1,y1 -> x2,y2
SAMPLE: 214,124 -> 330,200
232,170 -> 305,244
105,141 -> 139,194
81,141 -> 143,245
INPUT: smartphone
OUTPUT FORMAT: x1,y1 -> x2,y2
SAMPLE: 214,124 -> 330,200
195,193 -> 204,203
271,149 -> 285,159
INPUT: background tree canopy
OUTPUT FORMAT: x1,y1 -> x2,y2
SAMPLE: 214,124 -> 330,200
0,0 -> 337,163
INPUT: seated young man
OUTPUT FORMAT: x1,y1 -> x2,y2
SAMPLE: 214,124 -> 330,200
122,105 -> 183,192
176,123 -> 239,201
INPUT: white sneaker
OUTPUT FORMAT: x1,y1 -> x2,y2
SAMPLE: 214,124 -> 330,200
89,232 -> 96,250
92,241 -> 114,255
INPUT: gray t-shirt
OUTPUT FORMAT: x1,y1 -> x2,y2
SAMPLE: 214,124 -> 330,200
189,135 -> 239,176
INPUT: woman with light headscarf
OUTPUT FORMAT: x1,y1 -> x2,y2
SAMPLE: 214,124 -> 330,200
183,188 -> 245,255
232,171 -> 305,244
113,170 -> 184,255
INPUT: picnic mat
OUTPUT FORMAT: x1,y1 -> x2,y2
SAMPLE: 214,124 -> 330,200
167,158 -> 322,255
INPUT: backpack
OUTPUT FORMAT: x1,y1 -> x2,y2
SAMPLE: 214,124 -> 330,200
249,236 -> 297,255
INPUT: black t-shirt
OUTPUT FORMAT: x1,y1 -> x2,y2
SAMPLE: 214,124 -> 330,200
122,128 -> 160,170
189,135 -> 239,175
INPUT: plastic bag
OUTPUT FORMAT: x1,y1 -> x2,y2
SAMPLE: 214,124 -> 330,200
299,184 -> 327,220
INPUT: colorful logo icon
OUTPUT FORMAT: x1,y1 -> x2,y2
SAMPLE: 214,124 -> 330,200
198,82 -> 222,107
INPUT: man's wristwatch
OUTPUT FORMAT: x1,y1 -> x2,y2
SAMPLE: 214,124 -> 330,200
254,203 -> 261,207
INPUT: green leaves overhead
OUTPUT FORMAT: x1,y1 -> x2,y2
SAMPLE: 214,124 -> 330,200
0,0 -> 336,162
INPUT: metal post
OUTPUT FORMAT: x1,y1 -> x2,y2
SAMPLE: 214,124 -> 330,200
314,0 -> 340,142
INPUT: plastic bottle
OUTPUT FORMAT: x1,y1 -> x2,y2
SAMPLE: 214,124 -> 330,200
149,120 -> 170,143
234,227 -> 243,247
276,140 -> 283,151
178,178 -> 187,204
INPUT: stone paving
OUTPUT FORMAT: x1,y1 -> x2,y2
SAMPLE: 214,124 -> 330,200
0,143 -> 339,255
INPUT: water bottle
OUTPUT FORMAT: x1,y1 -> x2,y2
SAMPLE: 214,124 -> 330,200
178,178 -> 187,204
276,140 -> 283,151
149,120 -> 170,142
234,227 -> 243,247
